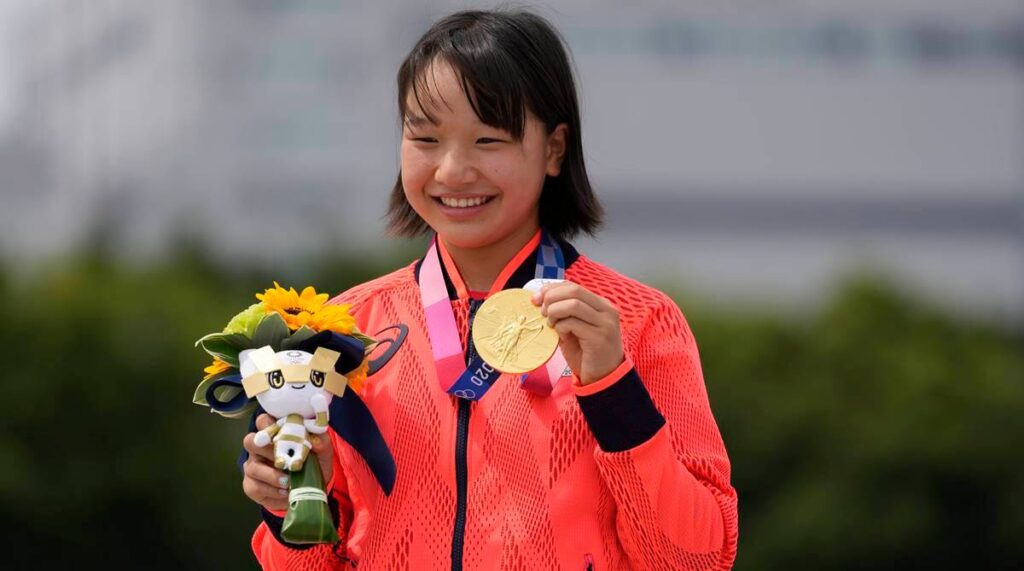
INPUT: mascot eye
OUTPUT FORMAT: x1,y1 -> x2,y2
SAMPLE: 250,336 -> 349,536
310,370 -> 325,388
267,370 -> 285,389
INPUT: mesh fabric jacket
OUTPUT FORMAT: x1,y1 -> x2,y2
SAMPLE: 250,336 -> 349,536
251,239 -> 738,570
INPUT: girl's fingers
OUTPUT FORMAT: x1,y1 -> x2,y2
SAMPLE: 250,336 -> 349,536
551,316 -> 600,340
255,414 -> 277,431
243,432 -> 276,463
539,284 -> 620,334
244,414 -> 278,462
543,297 -> 603,327
242,476 -> 289,511
244,456 -> 290,490
537,282 -> 616,315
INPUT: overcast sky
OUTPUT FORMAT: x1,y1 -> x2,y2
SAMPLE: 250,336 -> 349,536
0,0 -> 31,131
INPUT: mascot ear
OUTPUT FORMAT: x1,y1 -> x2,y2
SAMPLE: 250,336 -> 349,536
294,331 -> 365,374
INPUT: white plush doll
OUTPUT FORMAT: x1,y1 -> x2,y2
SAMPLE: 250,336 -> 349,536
238,346 -> 347,471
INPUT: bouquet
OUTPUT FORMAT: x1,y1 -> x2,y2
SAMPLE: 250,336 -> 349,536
194,283 -> 394,545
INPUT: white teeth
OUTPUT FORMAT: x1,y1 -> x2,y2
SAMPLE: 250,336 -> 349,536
440,196 -> 489,208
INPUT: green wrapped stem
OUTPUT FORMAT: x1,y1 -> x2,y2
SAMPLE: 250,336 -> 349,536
281,452 -> 340,545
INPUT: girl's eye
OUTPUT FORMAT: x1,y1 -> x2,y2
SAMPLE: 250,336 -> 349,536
476,137 -> 504,145
409,136 -> 437,144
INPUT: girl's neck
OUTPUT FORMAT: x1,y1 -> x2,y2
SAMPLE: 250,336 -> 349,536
441,223 -> 540,293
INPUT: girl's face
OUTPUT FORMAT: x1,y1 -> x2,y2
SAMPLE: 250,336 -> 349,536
400,60 -> 566,253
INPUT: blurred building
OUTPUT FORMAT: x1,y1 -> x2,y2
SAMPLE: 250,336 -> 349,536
0,0 -> 404,260
0,0 -> 1022,318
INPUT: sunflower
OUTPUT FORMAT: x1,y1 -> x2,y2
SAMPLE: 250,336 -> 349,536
345,358 -> 370,394
256,282 -> 330,331
203,358 -> 232,378
306,303 -> 356,335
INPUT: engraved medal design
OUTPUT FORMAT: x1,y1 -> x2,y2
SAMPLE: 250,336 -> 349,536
472,289 -> 559,374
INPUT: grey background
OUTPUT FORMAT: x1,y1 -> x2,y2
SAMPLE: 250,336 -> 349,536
1,0 -> 1021,318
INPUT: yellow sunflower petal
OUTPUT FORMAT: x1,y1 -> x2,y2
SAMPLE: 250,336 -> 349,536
300,286 -> 329,306
203,358 -> 232,378
257,283 -> 332,330
307,304 -> 356,334
346,359 -> 370,394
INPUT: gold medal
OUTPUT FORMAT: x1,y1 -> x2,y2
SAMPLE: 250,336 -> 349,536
471,289 -> 559,374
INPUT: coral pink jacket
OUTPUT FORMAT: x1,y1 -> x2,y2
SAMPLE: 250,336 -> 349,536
251,235 -> 738,569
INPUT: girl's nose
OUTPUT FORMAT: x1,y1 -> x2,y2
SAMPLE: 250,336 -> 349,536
434,148 -> 478,188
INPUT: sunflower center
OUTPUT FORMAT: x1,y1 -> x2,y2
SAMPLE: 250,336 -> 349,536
285,306 -> 305,315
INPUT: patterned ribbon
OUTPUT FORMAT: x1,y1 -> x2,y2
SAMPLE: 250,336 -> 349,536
420,230 -> 569,401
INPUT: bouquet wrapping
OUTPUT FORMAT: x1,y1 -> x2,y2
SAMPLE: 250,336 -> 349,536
281,455 -> 338,544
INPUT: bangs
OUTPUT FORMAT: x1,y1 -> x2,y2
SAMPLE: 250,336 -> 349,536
398,23 -> 530,139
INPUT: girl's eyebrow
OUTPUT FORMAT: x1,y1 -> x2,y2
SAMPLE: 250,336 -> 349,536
404,113 -> 435,128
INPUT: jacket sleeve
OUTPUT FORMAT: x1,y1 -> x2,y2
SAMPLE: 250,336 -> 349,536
250,434 -> 356,570
573,294 -> 739,570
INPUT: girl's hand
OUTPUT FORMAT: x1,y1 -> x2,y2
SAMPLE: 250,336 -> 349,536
533,282 -> 625,385
242,413 -> 335,512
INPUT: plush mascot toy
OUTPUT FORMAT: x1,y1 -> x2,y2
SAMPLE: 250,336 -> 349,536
194,283 -> 395,545
241,346 -> 348,472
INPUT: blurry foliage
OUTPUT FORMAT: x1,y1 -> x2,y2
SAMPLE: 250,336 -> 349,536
0,251 -> 1020,569
0,246 -> 411,569
684,277 -> 1024,570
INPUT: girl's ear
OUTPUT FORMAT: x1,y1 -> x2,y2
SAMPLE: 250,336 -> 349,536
545,123 -> 569,177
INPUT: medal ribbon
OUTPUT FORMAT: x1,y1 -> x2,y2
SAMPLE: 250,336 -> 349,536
420,230 -> 568,400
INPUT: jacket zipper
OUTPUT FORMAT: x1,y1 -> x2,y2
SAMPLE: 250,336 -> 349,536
451,397 -> 471,570
451,298 -> 482,571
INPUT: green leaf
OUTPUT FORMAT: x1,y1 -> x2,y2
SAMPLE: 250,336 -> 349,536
251,312 -> 290,351
351,331 -> 377,349
196,333 -> 250,367
200,384 -> 254,421
220,400 -> 258,420
281,325 -> 318,350
192,370 -> 255,419
192,370 -> 235,407
223,303 -> 269,336
194,330 -> 250,349
193,379 -> 212,407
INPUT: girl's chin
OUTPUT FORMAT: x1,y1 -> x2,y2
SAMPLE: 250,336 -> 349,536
434,227 -> 496,250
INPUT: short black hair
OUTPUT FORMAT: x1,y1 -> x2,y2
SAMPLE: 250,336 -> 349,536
387,9 -> 603,241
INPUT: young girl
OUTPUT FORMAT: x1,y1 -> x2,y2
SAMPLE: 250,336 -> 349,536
241,9 -> 738,570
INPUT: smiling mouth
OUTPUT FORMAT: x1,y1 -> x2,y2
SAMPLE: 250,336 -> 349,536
435,196 -> 495,208
290,384 -> 306,390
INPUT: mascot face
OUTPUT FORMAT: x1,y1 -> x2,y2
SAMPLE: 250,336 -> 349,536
239,348 -> 334,419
